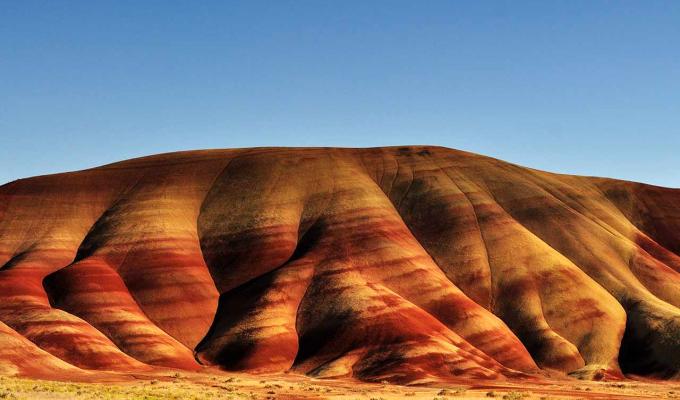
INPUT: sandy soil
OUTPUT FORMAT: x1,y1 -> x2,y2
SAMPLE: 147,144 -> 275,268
0,371 -> 679,400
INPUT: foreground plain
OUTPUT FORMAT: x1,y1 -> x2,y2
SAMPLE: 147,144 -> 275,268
1,372 -> 680,400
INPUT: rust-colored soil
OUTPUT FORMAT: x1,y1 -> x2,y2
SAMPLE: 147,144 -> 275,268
1,146 -> 679,390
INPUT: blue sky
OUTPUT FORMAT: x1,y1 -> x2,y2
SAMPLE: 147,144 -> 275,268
2,1 -> 679,187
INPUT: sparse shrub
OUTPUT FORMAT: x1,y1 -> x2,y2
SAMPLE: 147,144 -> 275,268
0,391 -> 17,400
502,392 -> 528,400
438,388 -> 466,396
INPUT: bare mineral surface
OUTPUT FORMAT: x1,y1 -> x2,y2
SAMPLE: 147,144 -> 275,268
0,146 -> 679,397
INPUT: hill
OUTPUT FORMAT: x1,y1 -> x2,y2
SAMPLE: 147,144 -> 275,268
1,146 -> 679,384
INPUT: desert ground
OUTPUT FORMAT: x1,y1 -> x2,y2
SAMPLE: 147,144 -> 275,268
1,371 -> 679,400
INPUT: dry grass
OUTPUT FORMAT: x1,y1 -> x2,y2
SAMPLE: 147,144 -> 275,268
1,373 -> 679,400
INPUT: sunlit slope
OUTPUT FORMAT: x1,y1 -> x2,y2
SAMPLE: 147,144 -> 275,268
0,147 -> 678,383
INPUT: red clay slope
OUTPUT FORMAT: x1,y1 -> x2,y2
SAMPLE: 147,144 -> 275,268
0,147 -> 678,384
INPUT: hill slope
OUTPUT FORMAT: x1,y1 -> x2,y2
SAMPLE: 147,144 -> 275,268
0,147 -> 679,383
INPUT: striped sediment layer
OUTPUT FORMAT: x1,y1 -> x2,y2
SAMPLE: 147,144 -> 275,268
0,147 -> 679,383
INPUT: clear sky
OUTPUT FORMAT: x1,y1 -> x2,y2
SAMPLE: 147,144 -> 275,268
2,1 -> 679,188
